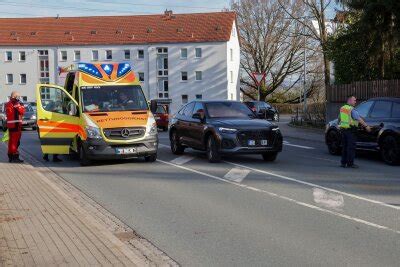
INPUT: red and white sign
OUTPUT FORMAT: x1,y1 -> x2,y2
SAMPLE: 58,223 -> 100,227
251,72 -> 266,86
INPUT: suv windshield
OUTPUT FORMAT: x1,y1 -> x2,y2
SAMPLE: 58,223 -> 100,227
206,102 -> 255,119
81,85 -> 148,112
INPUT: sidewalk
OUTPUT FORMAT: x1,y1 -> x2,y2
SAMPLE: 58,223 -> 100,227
277,116 -> 325,143
0,143 -> 176,266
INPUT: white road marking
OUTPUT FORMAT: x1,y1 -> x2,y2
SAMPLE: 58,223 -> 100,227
313,188 -> 344,210
157,159 -> 400,234
283,141 -> 315,150
224,168 -> 251,183
170,155 -> 195,165
223,161 -> 400,211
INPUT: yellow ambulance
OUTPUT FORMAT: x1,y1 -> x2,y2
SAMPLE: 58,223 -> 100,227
36,62 -> 158,165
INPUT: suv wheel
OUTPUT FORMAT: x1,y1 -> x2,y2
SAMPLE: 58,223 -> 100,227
326,130 -> 342,155
381,135 -> 400,165
171,131 -> 185,155
79,144 -> 92,166
144,153 -> 157,162
262,152 -> 278,161
207,135 -> 221,163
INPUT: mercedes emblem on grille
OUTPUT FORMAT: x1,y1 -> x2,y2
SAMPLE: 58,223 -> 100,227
121,128 -> 130,138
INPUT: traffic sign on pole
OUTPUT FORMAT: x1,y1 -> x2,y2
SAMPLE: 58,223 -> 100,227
251,72 -> 266,86
251,72 -> 266,101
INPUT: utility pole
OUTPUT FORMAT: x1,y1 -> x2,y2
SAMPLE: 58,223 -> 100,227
303,16 -> 307,117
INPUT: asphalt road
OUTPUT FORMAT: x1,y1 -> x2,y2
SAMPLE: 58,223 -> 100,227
14,121 -> 400,266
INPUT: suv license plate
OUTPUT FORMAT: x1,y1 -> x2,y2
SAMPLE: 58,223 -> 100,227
248,140 -> 256,146
261,140 -> 268,146
116,148 -> 136,155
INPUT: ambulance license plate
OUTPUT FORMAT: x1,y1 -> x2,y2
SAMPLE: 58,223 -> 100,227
248,140 -> 256,146
261,140 -> 268,146
115,148 -> 136,155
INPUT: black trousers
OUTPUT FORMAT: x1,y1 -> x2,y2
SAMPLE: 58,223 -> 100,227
341,129 -> 357,166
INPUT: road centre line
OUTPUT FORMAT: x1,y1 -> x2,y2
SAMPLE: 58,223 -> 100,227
170,155 -> 195,165
157,159 -> 400,235
223,161 -> 400,211
224,168 -> 250,183
283,141 -> 315,150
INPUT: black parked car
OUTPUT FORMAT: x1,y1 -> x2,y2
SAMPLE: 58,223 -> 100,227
244,101 -> 279,121
169,101 -> 283,163
325,97 -> 400,165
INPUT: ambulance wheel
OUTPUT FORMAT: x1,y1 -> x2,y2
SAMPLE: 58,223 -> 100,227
79,144 -> 92,166
144,153 -> 157,162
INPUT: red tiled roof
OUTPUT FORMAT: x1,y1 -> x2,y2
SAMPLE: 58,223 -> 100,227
0,12 -> 236,46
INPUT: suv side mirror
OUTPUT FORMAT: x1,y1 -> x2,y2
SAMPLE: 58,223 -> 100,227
68,102 -> 78,116
150,100 -> 158,113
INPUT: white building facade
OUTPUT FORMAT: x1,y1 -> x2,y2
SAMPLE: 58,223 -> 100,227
0,12 -> 240,114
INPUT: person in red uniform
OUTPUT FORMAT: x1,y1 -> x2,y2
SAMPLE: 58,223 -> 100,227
5,91 -> 25,163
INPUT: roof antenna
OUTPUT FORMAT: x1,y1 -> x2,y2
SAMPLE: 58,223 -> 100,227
56,14 -> 60,19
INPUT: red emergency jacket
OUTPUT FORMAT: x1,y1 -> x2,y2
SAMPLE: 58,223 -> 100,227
5,99 -> 25,131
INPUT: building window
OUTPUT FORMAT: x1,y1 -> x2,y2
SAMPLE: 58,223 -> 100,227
92,50 -> 99,61
124,50 -> 130,60
41,87 -> 51,100
195,71 -> 202,81
195,48 -> 202,58
105,50 -> 112,60
182,95 -> 188,104
196,94 -> 202,100
157,47 -> 168,54
181,71 -> 188,81
6,74 -> 13,84
19,51 -> 26,61
230,49 -> 233,61
137,49 -> 144,59
138,72 -> 145,82
180,48 -> 187,59
74,50 -> 80,61
60,51 -> 67,61
5,51 -> 12,61
20,74 -> 26,84
230,71 -> 234,83
38,50 -> 48,56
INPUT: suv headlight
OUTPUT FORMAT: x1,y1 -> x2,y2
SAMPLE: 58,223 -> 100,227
85,126 -> 102,139
218,127 -> 238,134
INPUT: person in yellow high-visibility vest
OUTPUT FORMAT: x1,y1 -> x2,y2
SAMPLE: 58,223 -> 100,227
338,95 -> 371,168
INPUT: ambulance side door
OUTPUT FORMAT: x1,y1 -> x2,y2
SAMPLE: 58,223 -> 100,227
36,84 -> 83,155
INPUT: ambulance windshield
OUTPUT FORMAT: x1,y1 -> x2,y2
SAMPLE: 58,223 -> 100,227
81,85 -> 148,112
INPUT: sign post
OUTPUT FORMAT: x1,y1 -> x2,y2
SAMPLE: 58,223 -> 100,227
251,72 -> 266,101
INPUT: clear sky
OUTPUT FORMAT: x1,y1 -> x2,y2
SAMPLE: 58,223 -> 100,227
0,0 -> 231,17
0,0 -> 337,18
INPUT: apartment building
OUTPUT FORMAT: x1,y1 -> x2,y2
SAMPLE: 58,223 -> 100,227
0,11 -> 240,114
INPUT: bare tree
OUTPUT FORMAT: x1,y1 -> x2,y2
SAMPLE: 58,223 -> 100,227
278,0 -> 333,87
232,0 -> 306,101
